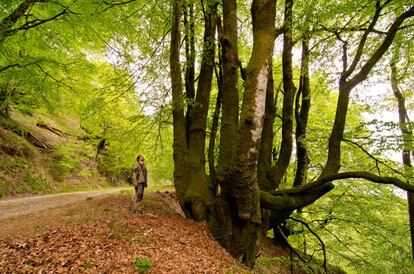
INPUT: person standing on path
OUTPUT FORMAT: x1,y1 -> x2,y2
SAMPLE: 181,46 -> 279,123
131,155 -> 148,213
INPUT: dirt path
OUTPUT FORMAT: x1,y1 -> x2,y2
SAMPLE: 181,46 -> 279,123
0,187 -> 131,220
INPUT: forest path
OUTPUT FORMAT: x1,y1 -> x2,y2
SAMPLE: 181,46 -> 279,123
0,187 -> 130,220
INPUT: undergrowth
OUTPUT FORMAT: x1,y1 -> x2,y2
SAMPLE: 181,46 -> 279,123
0,111 -> 123,197
133,257 -> 152,273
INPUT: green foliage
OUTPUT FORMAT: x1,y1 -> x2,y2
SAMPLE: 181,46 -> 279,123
0,0 -> 175,185
52,142 -> 96,180
288,182 -> 412,274
0,150 -> 53,197
1,0 -> 414,272
133,257 -> 152,273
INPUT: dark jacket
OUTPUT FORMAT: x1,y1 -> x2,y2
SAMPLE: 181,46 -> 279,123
133,162 -> 147,187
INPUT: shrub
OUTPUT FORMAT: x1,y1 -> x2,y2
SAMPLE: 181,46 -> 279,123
133,257 -> 152,273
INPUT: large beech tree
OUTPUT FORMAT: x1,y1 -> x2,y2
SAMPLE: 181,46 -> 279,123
170,0 -> 414,267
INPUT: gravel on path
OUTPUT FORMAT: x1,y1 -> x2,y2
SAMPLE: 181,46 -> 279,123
0,187 -> 131,220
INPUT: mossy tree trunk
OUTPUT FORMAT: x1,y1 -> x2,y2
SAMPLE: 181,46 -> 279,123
216,0 -> 277,266
170,0 -> 414,268
170,0 -> 218,220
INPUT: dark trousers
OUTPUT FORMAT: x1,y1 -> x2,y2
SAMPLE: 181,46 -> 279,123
132,183 -> 145,212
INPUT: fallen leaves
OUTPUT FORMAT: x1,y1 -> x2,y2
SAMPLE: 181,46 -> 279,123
0,192 -> 245,273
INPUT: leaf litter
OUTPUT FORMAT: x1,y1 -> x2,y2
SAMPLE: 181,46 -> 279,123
0,191 -> 247,273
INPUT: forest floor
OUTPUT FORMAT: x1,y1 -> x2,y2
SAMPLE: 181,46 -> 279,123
0,188 -> 297,273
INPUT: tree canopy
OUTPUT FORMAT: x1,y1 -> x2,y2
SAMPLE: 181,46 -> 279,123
1,0 -> 414,272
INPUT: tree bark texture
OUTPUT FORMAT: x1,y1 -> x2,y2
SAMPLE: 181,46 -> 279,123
184,2 -> 196,142
220,0 -> 276,266
183,0 -> 218,220
258,61 -> 276,191
0,0 -> 38,43
170,0 -> 219,220
208,61 -> 223,185
0,0 -> 67,44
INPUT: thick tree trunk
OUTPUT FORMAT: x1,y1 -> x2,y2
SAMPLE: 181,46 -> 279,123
171,0 -> 414,268
183,0 -> 217,220
209,0 -> 240,258
213,0 -> 277,267
170,0 -> 221,223
184,2 -> 196,142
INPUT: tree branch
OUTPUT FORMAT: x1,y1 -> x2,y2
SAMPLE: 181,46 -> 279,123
102,0 -> 138,12
342,138 -> 407,177
0,59 -> 54,73
348,5 -> 414,89
260,183 -> 334,211
273,171 -> 414,195
4,8 -> 67,38
343,0 -> 383,79
289,217 -> 327,273
0,63 -> 23,73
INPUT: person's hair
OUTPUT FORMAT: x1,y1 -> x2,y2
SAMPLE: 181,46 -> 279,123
136,155 -> 143,161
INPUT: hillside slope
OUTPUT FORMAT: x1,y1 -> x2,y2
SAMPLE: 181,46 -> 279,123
0,109 -> 121,197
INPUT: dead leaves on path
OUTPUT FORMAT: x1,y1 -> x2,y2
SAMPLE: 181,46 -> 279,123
0,192 -> 244,273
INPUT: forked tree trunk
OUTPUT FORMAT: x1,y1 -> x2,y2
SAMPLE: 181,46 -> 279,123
170,0 -> 414,268
170,0 -> 218,221
210,0 -> 277,267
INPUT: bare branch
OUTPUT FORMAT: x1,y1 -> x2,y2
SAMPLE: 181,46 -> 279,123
290,217 -> 327,273
342,138 -> 407,177
0,63 -> 24,73
0,58 -> 62,73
